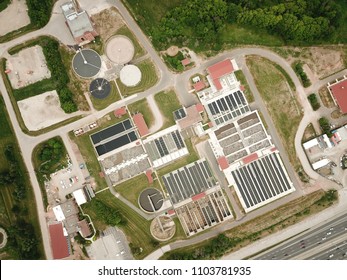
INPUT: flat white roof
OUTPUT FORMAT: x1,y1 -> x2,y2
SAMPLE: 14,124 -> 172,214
53,205 -> 66,222
312,158 -> 330,170
303,138 -> 319,150
73,189 -> 87,206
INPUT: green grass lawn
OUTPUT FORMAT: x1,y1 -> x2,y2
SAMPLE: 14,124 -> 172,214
234,70 -> 254,103
116,59 -> 158,96
127,98 -> 154,128
154,90 -> 181,129
0,95 -> 44,259
113,25 -> 146,59
220,23 -> 284,47
69,113 -> 129,191
246,56 -> 303,169
115,174 -> 162,209
90,81 -> 121,111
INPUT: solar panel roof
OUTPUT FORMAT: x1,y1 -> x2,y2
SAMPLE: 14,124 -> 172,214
231,152 -> 295,212
162,159 -> 218,205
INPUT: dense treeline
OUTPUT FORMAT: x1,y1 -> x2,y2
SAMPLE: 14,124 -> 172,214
152,0 -> 341,49
41,39 -> 78,113
6,220 -> 40,259
293,62 -> 311,87
92,200 -> 124,226
27,0 -> 54,28
167,234 -> 241,260
0,145 -> 26,200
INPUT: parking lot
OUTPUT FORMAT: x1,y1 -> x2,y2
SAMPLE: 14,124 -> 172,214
87,227 -> 133,260
49,159 -> 86,201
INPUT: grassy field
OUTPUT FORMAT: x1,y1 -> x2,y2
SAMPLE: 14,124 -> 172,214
161,189 -> 337,259
154,90 -> 181,129
0,95 -> 44,259
69,113 -> 129,191
234,70 -> 254,103
127,98 -> 154,128
90,81 -> 121,111
116,59 -> 158,96
302,123 -> 317,143
220,23 -> 284,47
82,188 -> 186,259
115,174 -> 162,208
246,56 -> 303,169
113,25 -> 146,59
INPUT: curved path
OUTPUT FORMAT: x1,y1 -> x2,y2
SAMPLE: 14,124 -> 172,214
0,0 -> 344,259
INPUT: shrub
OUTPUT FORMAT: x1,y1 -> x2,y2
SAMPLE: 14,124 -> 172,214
308,93 -> 320,111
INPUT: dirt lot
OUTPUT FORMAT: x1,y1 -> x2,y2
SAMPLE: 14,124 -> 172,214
275,46 -> 346,80
17,90 -> 81,131
91,7 -> 125,42
6,45 -> 51,89
0,0 -> 30,36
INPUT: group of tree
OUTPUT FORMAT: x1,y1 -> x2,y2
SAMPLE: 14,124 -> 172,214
41,38 -> 77,113
92,200 -> 124,227
293,61 -> 311,87
164,51 -> 185,71
167,234 -> 241,260
0,145 -> 26,200
6,220 -> 40,259
38,137 -> 65,174
27,0 -> 54,28
151,0 -> 341,49
308,93 -> 320,111
319,117 -> 332,137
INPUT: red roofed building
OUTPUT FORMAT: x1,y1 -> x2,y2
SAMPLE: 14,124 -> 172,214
193,80 -> 206,92
192,192 -> 206,201
181,58 -> 191,66
329,79 -> 347,114
242,153 -> 259,165
146,169 -> 153,184
207,60 -> 234,90
195,103 -> 204,113
49,223 -> 70,260
218,156 -> 229,170
133,113 -> 149,137
114,107 -> 127,117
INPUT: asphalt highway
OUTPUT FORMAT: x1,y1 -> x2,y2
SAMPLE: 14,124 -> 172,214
309,239 -> 347,260
254,212 -> 347,260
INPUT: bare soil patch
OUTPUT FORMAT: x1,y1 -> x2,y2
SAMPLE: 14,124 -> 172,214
6,46 -> 50,89
318,86 -> 336,108
276,46 -> 345,80
0,0 -> 30,36
18,90 -> 81,131
302,123 -> 317,142
167,46 -> 179,57
331,109 -> 342,119
91,7 -> 125,42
